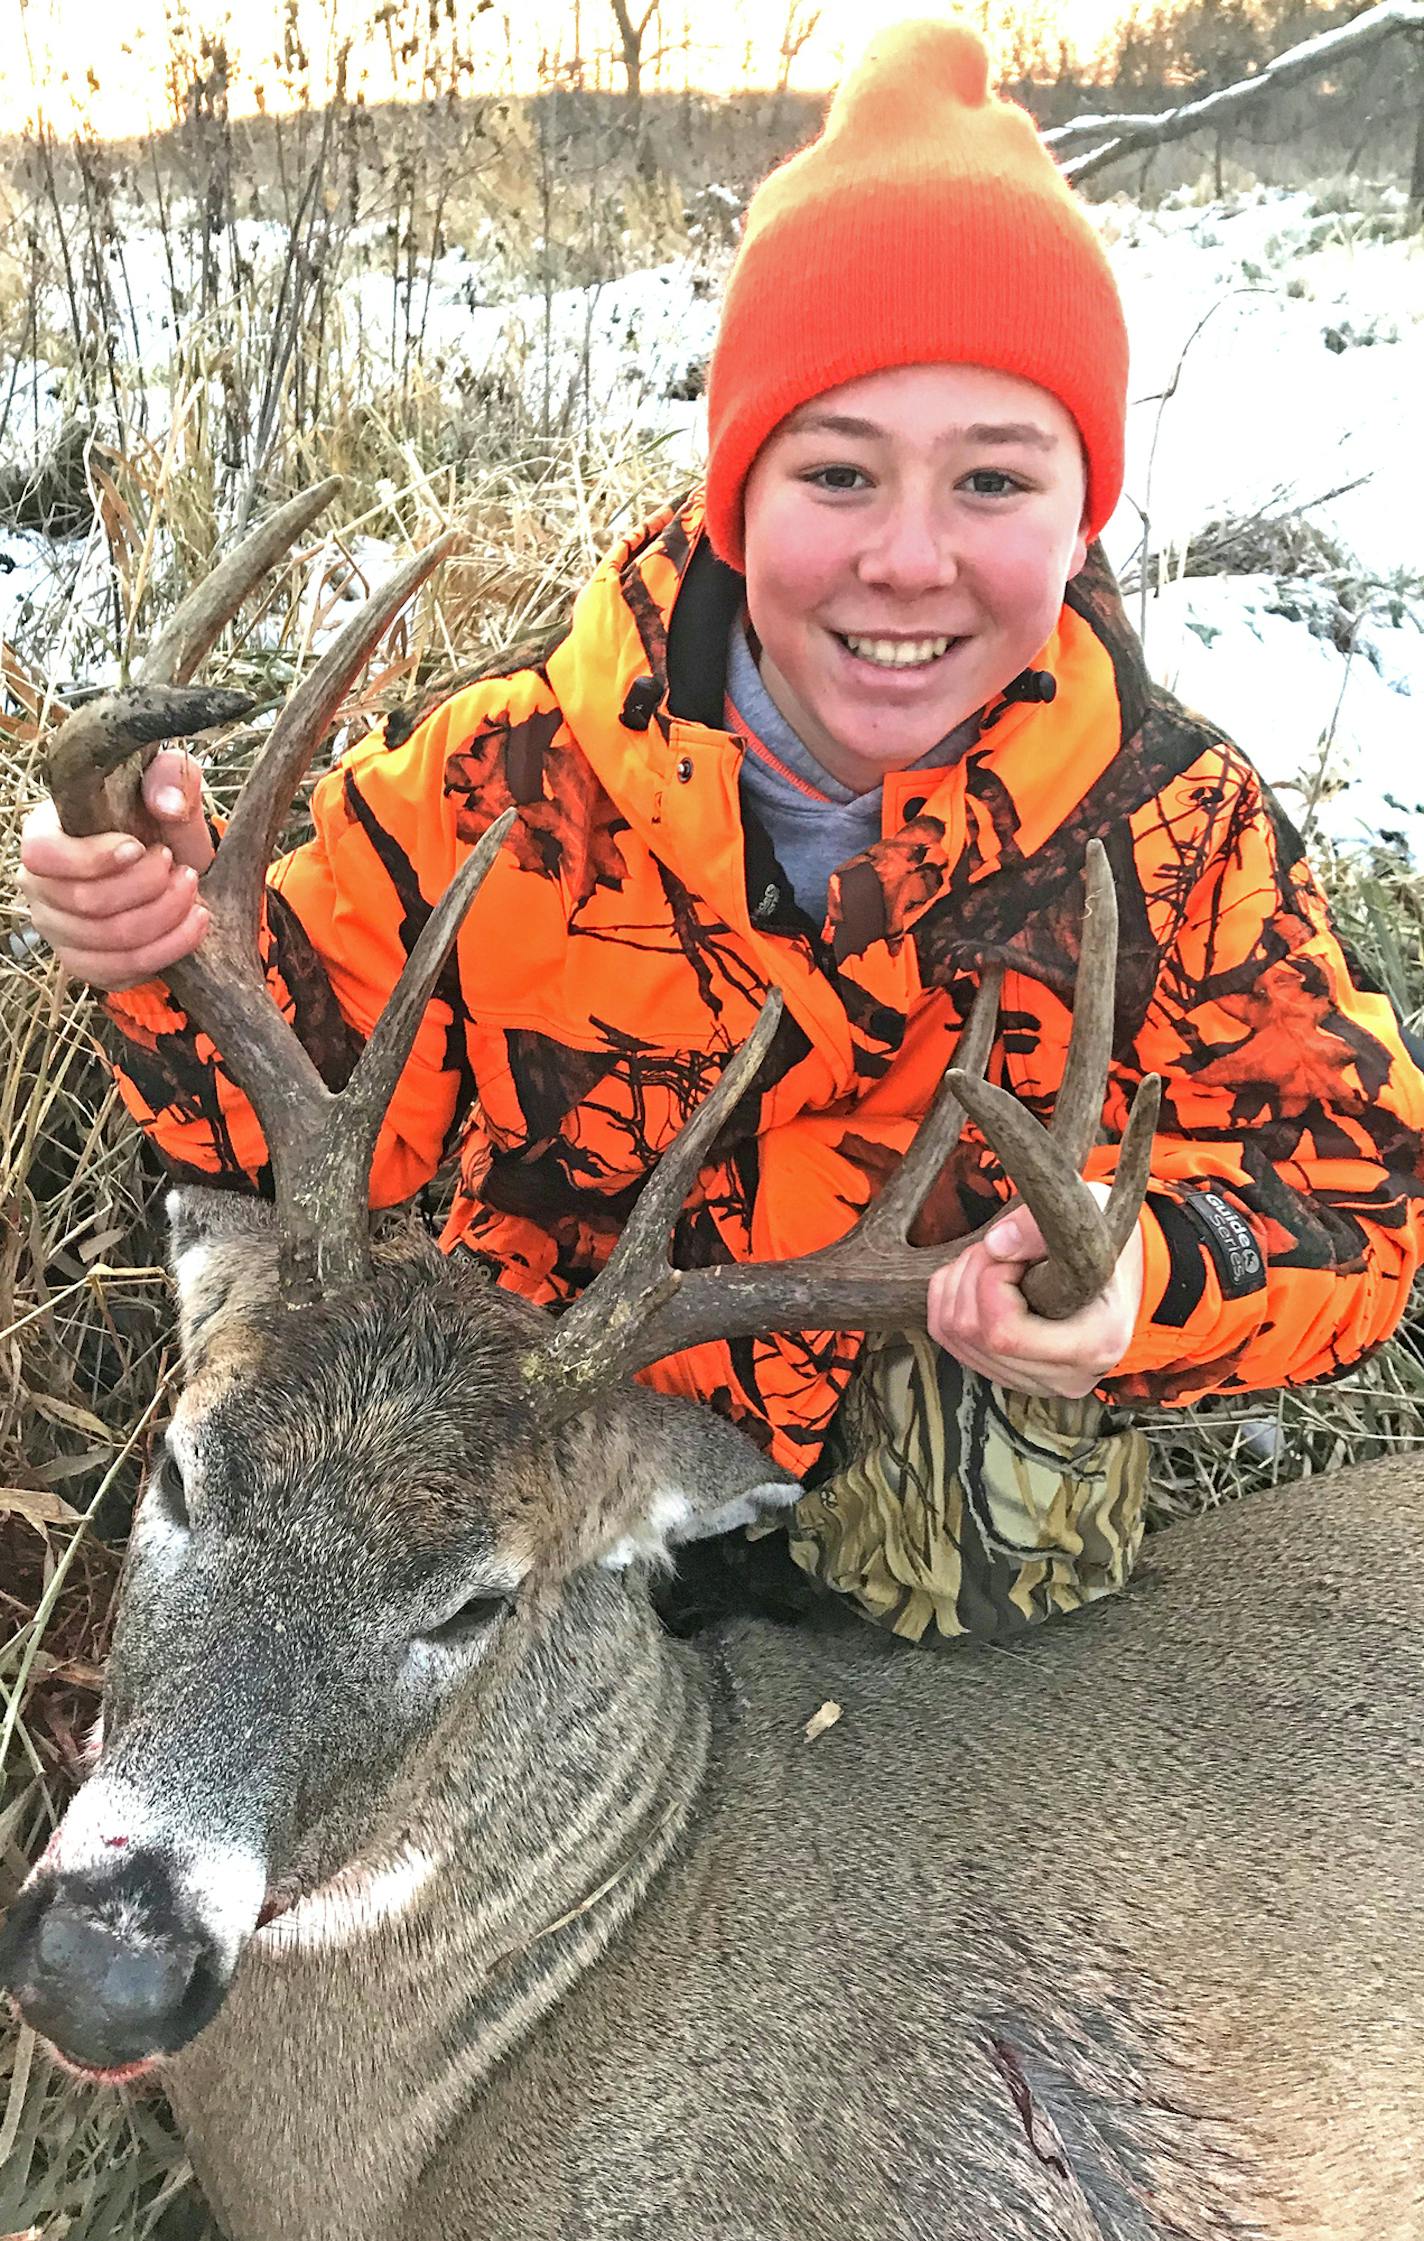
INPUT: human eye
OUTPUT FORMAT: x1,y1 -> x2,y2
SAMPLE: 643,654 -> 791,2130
802,463 -> 870,493
961,466 -> 1026,498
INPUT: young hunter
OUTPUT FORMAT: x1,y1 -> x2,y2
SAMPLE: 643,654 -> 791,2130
19,19 -> 1424,1645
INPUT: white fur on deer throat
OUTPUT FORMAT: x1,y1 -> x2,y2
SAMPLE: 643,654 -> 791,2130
38,1771 -> 266,1969
255,1839 -> 445,1955
173,1237 -> 212,1303
253,1708 -> 657,1967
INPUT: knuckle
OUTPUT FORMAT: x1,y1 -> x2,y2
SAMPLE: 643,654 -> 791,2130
117,899 -> 178,948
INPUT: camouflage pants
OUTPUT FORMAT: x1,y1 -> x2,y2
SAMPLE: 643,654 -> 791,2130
787,1330 -> 1148,1645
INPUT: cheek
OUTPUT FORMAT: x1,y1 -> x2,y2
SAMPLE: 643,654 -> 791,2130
973,524 -> 1075,633
744,492 -> 848,651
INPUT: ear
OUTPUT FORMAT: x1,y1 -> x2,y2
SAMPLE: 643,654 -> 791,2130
166,1185 -> 282,1375
550,1388 -> 799,1575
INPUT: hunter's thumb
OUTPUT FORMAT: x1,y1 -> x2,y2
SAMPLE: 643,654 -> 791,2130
142,750 -> 213,872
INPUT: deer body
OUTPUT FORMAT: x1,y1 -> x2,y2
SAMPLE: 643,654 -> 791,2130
11,1225 -> 1424,2239
108,1279 -> 1424,2241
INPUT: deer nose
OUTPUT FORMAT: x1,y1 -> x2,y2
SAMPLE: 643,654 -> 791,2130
34,1907 -> 205,2067
0,1872 -> 222,2072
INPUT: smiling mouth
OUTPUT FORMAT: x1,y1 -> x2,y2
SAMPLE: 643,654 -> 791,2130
834,631 -> 965,671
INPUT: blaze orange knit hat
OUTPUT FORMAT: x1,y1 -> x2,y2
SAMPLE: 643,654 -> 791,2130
704,17 -> 1128,569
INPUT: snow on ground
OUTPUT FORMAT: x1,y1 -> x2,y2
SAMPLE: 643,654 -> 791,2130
3,182 -> 1421,857
1141,572 -> 1423,858
1095,183 -> 1424,862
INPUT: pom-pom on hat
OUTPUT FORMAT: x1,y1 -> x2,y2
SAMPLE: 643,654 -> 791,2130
704,16 -> 1128,569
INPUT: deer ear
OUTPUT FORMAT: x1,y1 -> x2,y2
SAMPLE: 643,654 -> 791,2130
166,1186 -> 282,1374
551,1388 -> 799,1574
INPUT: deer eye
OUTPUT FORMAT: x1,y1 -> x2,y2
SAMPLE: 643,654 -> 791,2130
146,1446 -> 190,1530
417,1591 -> 511,1651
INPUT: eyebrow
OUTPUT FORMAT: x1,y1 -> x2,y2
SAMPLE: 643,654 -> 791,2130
783,411 -> 1060,452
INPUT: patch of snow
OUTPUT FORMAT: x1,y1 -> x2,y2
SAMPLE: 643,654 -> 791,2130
1139,571 -> 1424,860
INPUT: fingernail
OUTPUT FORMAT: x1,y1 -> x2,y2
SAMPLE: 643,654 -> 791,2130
154,788 -> 186,818
113,840 -> 143,867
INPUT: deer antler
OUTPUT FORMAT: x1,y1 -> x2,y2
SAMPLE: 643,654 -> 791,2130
48,494 -> 1155,1352
47,484 -> 512,1301
529,840 -> 1160,1418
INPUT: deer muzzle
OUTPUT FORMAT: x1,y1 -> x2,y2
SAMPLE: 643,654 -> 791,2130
0,1768 -> 268,2075
0,1856 -> 227,2076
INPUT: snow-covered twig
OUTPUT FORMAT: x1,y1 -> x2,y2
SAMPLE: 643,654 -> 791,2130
1045,0 -> 1424,186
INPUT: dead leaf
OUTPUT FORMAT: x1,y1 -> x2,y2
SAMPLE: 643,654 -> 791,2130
30,1393 -> 117,1442
0,1485 -> 82,1530
29,1647 -> 105,1689
803,1699 -> 842,1743
77,1225 -> 128,1263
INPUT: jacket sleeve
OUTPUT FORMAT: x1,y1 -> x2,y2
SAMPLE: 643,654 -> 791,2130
102,681 -> 518,1204
1095,748 -> 1424,1406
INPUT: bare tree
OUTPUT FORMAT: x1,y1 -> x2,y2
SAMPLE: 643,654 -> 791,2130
777,2 -> 823,97
607,0 -> 662,179
1410,26 -> 1424,223
608,0 -> 661,107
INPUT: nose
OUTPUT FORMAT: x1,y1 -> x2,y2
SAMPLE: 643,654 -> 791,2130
856,493 -> 958,599
0,1860 -> 226,2071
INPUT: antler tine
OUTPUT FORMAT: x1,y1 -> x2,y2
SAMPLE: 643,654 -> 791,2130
1046,838 -> 1117,1169
1019,1073 -> 1162,1319
173,532 -> 464,1298
47,688 -> 257,840
47,480 -> 344,840
173,797 -> 510,1305
52,509 -> 468,1305
854,963 -> 1003,1246
203,535 -> 458,949
318,809 -> 519,1254
140,479 -> 343,687
537,992 -> 786,1400
1101,1077 -> 1161,1255
940,1068 -> 1117,1308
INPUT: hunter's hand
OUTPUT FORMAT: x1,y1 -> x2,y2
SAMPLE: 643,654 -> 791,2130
927,1181 -> 1145,1400
18,749 -> 215,991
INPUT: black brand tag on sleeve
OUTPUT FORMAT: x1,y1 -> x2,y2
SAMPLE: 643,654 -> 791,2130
1177,1190 -> 1267,1301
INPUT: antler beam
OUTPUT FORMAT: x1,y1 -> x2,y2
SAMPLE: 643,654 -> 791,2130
47,485 -> 500,1300
531,841 -> 1160,1419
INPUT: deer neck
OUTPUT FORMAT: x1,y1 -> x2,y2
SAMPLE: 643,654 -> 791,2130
166,1570 -> 710,2241
408,1566 -> 712,2045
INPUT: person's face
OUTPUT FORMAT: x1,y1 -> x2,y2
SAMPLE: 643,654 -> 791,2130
740,363 -> 1091,791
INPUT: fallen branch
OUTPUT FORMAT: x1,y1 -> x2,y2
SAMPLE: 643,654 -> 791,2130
1045,0 -> 1424,186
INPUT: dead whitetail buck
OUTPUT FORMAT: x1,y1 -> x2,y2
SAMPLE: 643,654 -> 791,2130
3,497 -> 1421,2241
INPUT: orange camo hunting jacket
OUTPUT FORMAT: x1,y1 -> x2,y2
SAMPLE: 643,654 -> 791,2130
106,494 -> 1424,1475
